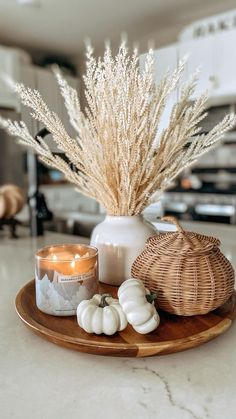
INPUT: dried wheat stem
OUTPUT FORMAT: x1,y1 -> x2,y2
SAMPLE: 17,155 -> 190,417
0,43 -> 235,215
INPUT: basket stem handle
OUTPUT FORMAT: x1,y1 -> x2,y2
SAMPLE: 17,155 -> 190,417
161,216 -> 184,233
161,216 -> 195,248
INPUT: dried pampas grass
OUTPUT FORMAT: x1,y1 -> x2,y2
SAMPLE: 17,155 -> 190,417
0,42 -> 235,215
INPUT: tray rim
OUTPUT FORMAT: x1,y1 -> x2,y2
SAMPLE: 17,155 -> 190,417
15,280 -> 236,357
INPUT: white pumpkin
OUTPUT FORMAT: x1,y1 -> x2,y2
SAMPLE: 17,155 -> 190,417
118,278 -> 160,334
77,293 -> 128,335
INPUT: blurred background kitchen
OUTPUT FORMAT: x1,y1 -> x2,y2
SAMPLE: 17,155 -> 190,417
1,0 -> 236,238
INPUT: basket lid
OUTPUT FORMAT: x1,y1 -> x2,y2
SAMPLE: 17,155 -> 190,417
146,216 -> 221,256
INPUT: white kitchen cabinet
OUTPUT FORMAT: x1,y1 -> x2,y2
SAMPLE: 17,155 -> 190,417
140,44 -> 178,140
140,31 -> 236,116
0,47 -> 20,110
20,64 -> 38,136
35,68 -> 79,139
61,74 -> 80,138
178,36 -> 214,100
211,30 -> 236,104
153,44 -> 178,136
178,30 -> 236,106
19,65 -> 79,148
36,67 -> 62,127
36,68 -> 62,151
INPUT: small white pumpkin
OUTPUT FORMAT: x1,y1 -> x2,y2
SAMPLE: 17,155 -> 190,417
118,278 -> 160,334
77,293 -> 128,335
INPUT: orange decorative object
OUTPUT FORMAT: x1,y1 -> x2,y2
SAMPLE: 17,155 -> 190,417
0,184 -> 25,219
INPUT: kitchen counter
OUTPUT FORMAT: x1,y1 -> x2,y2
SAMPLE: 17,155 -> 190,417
0,222 -> 236,419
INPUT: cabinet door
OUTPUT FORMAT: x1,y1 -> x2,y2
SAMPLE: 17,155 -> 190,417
20,64 -> 38,136
61,75 -> 80,137
37,68 -> 62,121
36,68 -> 64,152
211,31 -> 236,103
178,37 -> 214,100
0,48 -> 20,110
155,44 -> 178,131
140,44 -> 178,141
37,68 -> 79,141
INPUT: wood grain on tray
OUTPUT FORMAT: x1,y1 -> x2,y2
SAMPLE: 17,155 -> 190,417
15,281 -> 236,357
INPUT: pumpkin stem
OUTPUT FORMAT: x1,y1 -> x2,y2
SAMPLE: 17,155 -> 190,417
99,294 -> 112,308
146,292 -> 157,304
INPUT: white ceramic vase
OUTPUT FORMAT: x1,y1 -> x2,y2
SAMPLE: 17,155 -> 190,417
90,215 -> 156,286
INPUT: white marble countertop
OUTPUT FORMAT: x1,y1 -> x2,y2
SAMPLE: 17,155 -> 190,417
0,222 -> 236,419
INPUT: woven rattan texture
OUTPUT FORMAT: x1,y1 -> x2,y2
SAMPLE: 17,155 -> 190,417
131,218 -> 235,316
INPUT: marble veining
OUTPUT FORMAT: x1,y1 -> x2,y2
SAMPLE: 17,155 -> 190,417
132,363 -> 202,419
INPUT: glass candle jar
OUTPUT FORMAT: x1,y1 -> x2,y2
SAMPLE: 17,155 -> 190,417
35,244 -> 98,316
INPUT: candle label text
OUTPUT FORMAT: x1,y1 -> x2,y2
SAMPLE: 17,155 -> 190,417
57,270 -> 95,283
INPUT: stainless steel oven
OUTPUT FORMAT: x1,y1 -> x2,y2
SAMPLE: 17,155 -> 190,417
161,103 -> 236,224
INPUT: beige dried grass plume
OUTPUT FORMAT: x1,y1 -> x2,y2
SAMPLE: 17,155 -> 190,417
0,42 -> 235,215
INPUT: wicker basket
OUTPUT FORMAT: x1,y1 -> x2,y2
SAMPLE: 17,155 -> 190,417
131,216 -> 235,316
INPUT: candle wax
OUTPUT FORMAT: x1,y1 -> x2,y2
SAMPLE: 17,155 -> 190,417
39,251 -> 96,276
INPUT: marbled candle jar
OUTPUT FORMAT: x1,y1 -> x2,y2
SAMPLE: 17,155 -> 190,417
35,244 -> 98,316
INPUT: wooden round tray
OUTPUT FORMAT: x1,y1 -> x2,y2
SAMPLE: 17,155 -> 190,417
15,280 -> 236,357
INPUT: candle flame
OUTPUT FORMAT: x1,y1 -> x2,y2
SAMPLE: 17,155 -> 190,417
52,254 -> 57,261
71,253 -> 80,269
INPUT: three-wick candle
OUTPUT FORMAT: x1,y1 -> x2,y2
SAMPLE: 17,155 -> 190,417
35,244 -> 98,316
